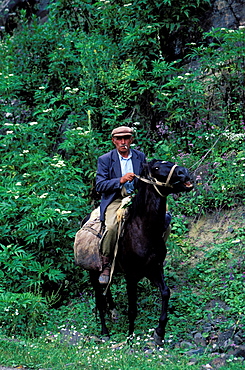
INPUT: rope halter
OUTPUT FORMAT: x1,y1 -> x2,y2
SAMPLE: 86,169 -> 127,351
135,163 -> 178,197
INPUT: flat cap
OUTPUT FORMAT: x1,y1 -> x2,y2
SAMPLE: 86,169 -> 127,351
111,126 -> 134,137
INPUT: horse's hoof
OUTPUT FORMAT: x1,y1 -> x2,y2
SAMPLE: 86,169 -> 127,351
110,308 -> 119,320
101,335 -> 110,342
88,335 -> 104,342
153,329 -> 164,346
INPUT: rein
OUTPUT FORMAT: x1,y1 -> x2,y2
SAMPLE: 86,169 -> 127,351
135,163 -> 178,197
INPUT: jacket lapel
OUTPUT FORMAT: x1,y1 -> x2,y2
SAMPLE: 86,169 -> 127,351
111,149 -> 122,177
131,149 -> 141,175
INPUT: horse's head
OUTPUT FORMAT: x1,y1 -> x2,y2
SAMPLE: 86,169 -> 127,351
147,160 -> 193,194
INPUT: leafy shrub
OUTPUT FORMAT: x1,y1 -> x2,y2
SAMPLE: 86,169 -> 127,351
0,292 -> 48,337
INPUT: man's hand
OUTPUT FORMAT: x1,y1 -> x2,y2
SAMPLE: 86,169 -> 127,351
120,172 -> 135,184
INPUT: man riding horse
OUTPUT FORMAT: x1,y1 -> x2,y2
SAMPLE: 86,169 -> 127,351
96,126 -> 171,284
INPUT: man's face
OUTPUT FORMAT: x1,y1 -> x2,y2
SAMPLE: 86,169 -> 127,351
112,135 -> 133,156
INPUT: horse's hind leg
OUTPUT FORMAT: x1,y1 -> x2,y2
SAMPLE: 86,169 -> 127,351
148,269 -> 170,345
89,271 -> 110,338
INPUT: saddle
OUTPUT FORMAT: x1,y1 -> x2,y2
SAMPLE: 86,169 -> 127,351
73,197 -> 131,271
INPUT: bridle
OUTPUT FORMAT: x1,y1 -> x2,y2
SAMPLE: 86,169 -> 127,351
135,163 -> 178,197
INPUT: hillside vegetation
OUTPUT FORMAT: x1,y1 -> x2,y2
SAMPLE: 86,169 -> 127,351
0,1 -> 244,369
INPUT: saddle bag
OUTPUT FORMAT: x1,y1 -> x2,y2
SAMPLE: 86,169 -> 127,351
74,212 -> 103,271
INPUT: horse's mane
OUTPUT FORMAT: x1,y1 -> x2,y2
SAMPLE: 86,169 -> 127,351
128,160 -> 162,220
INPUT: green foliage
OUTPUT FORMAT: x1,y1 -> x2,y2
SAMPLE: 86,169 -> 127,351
0,244 -> 65,294
0,291 -> 47,337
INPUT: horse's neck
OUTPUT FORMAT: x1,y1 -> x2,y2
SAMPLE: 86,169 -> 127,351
134,185 -> 167,227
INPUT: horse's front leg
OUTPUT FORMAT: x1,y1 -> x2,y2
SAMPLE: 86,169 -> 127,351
126,275 -> 138,335
148,267 -> 170,345
89,271 -> 110,338
106,286 -> 119,321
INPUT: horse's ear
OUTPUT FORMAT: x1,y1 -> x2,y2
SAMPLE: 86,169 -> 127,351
148,159 -> 158,165
140,162 -> 150,176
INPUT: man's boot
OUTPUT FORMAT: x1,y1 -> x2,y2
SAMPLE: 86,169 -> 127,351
99,256 -> 111,284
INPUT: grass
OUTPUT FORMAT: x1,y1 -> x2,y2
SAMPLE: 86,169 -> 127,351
0,333 -> 244,370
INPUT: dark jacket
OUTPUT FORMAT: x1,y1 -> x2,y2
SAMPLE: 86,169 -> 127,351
96,148 -> 146,221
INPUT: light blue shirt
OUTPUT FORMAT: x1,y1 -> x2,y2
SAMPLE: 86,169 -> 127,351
118,151 -> 135,194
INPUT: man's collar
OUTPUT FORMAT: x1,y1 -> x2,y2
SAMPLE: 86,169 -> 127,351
117,150 -> 132,160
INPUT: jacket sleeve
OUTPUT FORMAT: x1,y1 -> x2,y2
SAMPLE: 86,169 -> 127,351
95,155 -> 121,194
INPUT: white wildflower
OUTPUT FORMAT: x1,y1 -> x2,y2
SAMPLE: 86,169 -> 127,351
39,193 -> 48,198
51,161 -> 66,168
43,108 -> 53,113
16,182 -> 22,186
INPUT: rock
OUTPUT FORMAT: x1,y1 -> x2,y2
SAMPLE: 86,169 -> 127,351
193,332 -> 206,346
204,0 -> 245,30
227,344 -> 245,359
187,357 -> 199,365
60,328 -> 84,344
186,348 -> 205,356
234,333 -> 243,344
234,330 -> 245,345
217,329 -> 234,347
179,341 -> 194,349
210,357 -> 227,368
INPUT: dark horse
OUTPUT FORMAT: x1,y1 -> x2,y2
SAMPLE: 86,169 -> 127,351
89,160 -> 193,345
